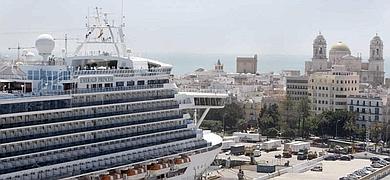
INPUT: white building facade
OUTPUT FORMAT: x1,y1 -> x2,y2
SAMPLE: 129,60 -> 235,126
347,95 -> 385,129
308,66 -> 360,114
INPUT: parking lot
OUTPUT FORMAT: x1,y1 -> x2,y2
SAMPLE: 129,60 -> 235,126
273,159 -> 371,180
209,145 -> 328,179
218,143 -> 326,167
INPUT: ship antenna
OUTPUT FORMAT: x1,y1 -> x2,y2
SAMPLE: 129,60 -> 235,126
121,0 -> 124,27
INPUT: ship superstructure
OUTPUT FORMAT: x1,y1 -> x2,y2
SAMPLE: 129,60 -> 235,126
0,8 -> 226,180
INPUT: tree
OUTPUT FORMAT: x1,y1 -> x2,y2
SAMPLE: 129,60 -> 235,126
281,128 -> 296,139
370,122 -> 384,151
205,102 -> 244,132
317,110 -> 357,138
200,120 -> 223,132
344,117 -> 357,142
280,96 -> 298,130
296,98 -> 311,137
266,128 -> 279,137
257,103 -> 283,133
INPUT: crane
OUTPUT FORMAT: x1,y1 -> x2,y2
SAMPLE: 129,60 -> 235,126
8,43 -> 35,62
53,34 -> 79,57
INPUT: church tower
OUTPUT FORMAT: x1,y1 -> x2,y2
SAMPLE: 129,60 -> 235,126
368,34 -> 385,86
214,59 -> 224,72
313,32 -> 327,60
306,32 -> 328,74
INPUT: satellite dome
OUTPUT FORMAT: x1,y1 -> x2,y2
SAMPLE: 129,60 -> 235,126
35,34 -> 55,55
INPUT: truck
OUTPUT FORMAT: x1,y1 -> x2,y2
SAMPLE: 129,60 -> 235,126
284,141 -> 310,154
297,149 -> 308,160
253,149 -> 262,157
223,136 -> 240,143
282,149 -> 292,158
221,140 -> 236,151
244,145 -> 256,156
291,142 -> 310,154
262,139 -> 282,152
284,141 -> 301,151
233,132 -> 261,142
230,145 -> 245,155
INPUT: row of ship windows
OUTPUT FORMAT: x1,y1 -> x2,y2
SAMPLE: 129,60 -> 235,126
0,129 -> 197,175
84,79 -> 169,89
0,110 -> 182,143
1,99 -> 178,128
71,89 -> 175,107
0,120 -> 188,158
0,86 -> 171,115
0,139 -> 207,180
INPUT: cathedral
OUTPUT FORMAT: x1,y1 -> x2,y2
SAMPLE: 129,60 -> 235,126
305,33 -> 385,86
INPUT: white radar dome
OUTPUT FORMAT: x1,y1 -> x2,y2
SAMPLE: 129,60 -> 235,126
35,34 -> 55,56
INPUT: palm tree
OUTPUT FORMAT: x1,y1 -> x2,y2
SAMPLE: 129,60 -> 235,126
370,122 -> 384,152
344,120 -> 356,142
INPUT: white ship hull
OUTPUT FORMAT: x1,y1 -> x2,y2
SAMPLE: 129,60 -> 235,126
168,132 -> 222,180
168,143 -> 221,180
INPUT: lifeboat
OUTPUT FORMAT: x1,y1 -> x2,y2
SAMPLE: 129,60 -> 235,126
101,175 -> 113,180
125,167 -> 147,180
173,156 -> 191,170
147,163 -> 170,176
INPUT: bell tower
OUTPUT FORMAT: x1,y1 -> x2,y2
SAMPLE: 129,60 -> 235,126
313,32 -> 327,60
368,34 -> 384,86
306,32 -> 328,74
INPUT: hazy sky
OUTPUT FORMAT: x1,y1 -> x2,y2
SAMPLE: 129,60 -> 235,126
0,0 -> 389,57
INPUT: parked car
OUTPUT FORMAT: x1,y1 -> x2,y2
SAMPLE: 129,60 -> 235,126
346,174 -> 359,180
311,164 -> 323,172
370,157 -> 381,162
371,162 -> 384,168
324,155 -> 338,161
364,166 -> 376,172
377,160 -> 389,166
340,155 -> 351,161
308,151 -> 318,160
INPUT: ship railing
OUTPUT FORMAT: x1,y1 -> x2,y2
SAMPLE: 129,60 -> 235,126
178,88 -> 228,94
57,84 -> 165,95
73,68 -> 171,76
0,84 -> 166,100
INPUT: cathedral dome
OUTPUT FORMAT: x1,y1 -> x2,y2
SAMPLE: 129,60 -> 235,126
330,42 -> 351,52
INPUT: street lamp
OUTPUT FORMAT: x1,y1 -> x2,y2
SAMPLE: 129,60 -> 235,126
335,120 -> 341,139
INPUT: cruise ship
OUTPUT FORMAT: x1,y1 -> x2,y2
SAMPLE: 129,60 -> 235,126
0,8 -> 227,180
